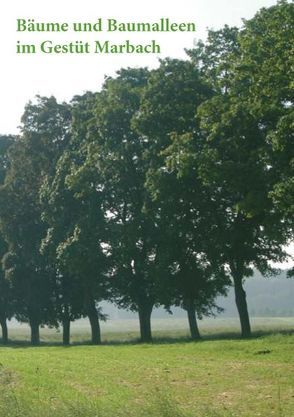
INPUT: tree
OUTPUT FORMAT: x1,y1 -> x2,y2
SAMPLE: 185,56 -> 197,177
0,97 -> 71,345
186,25 -> 240,94
74,68 -> 166,342
0,138 -> 55,344
188,1 -> 293,337
0,135 -> 15,343
235,0 -> 294,223
135,59 -> 229,339
41,92 -> 108,344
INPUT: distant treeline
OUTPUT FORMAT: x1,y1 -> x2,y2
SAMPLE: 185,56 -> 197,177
0,1 -> 293,345
219,272 -> 294,317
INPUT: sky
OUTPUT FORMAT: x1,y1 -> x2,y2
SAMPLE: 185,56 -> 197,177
0,0 -> 279,135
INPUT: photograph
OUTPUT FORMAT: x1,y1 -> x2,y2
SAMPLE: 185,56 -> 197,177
0,1 -> 293,416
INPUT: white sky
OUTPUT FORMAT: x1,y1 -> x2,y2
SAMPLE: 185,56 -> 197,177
0,0 -> 278,135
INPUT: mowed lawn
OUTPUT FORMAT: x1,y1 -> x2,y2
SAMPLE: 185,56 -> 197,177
0,329 -> 293,417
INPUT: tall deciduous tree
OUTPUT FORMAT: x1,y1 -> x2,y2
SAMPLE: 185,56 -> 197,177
0,97 -> 71,344
0,135 -> 15,343
135,59 -> 229,339
74,68 -> 165,342
189,1 -> 293,337
235,0 -> 294,224
41,92 -> 108,344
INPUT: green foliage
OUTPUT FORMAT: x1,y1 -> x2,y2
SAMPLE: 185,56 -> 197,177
0,97 -> 72,341
185,0 -> 294,336
135,59 -> 230,334
187,25 -> 240,93
0,136 -> 15,333
0,1 -> 293,344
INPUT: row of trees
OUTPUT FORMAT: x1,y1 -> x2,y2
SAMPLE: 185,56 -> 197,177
0,1 -> 293,345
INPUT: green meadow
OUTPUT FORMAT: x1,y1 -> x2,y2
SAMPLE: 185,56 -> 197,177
0,319 -> 293,417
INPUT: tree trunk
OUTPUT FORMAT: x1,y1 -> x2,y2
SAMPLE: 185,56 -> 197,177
30,319 -> 40,345
138,304 -> 153,343
62,317 -> 71,346
233,272 -> 251,338
0,316 -> 8,344
87,299 -> 101,345
186,299 -> 201,340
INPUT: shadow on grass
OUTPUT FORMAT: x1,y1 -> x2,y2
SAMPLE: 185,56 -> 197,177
1,327 -> 293,348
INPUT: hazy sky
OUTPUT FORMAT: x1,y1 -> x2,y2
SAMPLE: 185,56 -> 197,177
1,0 -> 278,134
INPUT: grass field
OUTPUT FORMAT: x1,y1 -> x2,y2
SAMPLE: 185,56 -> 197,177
5,316 -> 294,344
0,319 -> 293,417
